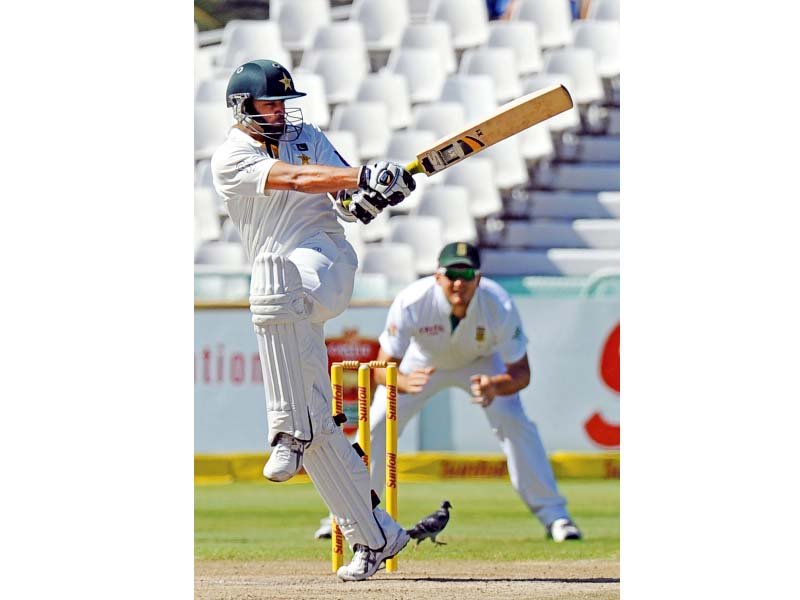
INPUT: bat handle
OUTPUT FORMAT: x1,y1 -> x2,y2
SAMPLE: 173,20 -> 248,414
341,160 -> 422,209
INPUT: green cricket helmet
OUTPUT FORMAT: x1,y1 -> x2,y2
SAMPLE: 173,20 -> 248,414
226,60 -> 306,141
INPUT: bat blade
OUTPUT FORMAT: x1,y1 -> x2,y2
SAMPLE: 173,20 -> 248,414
413,84 -> 573,176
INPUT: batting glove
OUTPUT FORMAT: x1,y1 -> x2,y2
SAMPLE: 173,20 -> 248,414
348,189 -> 389,225
328,191 -> 358,223
358,161 -> 416,207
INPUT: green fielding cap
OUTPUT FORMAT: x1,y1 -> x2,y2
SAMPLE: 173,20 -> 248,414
437,242 -> 481,269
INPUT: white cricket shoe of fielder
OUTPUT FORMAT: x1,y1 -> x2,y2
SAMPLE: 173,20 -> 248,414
263,433 -> 306,482
314,516 -> 332,539
548,518 -> 582,542
336,516 -> 410,581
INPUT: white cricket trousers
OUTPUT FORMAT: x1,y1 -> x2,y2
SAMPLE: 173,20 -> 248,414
369,353 -> 571,528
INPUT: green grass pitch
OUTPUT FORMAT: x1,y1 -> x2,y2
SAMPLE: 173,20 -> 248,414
195,478 -> 619,562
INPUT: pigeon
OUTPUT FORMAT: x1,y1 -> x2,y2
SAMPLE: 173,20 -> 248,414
407,500 -> 452,546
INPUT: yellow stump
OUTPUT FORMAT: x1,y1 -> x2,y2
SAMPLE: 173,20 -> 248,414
330,363 -> 344,572
385,362 -> 399,572
357,363 -> 371,469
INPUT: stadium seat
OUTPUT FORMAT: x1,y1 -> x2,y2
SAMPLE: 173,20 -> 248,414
487,21 -> 544,75
323,130 -> 360,165
350,0 -> 410,52
195,103 -> 235,161
195,77 -> 229,105
387,215 -> 446,275
572,20 -> 620,80
386,47 -> 447,103
481,137 -> 529,190
359,243 -> 418,294
511,0 -> 574,49
413,185 -> 478,244
385,129 -> 438,212
356,73 -> 413,130
329,101 -> 391,161
271,0 -> 331,52
521,74 -> 581,132
480,248 -> 619,276
301,49 -> 368,104
218,21 -> 291,69
503,219 -> 620,249
537,163 -> 620,191
458,47 -> 522,103
429,0 -> 489,50
195,188 -> 222,250
360,208 -> 392,243
310,21 -> 369,54
411,101 -> 466,139
195,46 -> 216,89
587,0 -> 620,21
194,241 -> 250,300
527,190 -> 620,219
352,272 -> 390,301
439,74 -> 497,120
195,240 -> 247,266
518,121 -> 555,163
195,159 -> 214,189
441,158 -> 502,218
399,22 -> 457,74
285,70 -> 330,129
544,47 -> 604,105
385,129 -> 438,164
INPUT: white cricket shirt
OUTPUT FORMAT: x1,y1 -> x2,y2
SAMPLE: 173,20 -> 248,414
211,123 -> 349,263
379,276 -> 529,371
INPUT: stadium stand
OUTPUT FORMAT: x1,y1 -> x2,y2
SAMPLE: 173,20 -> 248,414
511,0 -> 574,49
487,21 -> 544,75
194,0 -> 621,300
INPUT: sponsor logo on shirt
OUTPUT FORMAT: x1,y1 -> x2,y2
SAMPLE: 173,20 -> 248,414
235,156 -> 266,173
475,326 -> 486,342
418,324 -> 445,336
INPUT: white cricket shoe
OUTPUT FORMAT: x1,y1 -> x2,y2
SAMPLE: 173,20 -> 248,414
548,518 -> 582,542
314,516 -> 333,540
262,433 -> 305,482
336,515 -> 410,581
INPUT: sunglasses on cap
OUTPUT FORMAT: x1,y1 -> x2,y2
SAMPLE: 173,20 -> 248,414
438,267 -> 479,281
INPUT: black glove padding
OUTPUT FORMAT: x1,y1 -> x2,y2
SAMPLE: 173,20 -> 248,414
348,190 -> 389,225
358,161 -> 417,207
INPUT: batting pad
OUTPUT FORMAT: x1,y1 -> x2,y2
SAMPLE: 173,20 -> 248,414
303,426 -> 389,549
250,253 -> 316,445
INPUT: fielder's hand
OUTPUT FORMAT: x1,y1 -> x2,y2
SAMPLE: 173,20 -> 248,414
470,374 -> 496,407
328,191 -> 358,223
358,161 -> 416,206
401,367 -> 435,394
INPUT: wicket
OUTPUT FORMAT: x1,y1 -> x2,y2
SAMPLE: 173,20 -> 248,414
330,360 -> 399,573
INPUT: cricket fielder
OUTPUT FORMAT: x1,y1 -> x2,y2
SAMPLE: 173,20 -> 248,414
369,242 -> 582,542
211,59 -> 416,580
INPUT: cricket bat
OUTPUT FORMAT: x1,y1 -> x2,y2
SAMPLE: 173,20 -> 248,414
342,84 -> 573,209
404,84 -> 574,177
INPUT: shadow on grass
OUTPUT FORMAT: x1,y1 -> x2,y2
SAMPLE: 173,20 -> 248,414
394,577 -> 620,584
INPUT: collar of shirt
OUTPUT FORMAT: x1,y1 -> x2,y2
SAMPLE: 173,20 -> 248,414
433,281 -> 478,332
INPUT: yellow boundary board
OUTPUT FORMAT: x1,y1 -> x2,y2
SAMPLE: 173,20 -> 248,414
195,451 -> 620,485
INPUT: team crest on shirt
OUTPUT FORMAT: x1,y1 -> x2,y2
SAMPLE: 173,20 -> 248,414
475,326 -> 486,342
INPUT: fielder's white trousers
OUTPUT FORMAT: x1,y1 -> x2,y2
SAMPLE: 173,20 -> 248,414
369,353 -> 571,528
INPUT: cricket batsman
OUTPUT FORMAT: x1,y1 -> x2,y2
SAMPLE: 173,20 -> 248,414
366,242 -> 582,542
210,59 -> 416,580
